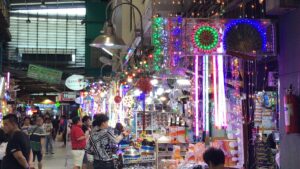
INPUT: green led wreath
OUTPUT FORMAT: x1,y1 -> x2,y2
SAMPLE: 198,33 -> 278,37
194,26 -> 219,51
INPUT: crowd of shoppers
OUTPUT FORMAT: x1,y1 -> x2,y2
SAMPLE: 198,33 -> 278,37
0,112 -> 61,169
0,112 -> 228,169
0,112 -> 130,169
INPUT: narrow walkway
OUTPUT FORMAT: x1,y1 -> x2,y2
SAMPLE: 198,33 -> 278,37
33,142 -> 73,169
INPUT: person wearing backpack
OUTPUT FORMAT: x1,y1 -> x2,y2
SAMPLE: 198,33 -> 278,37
28,116 -> 46,169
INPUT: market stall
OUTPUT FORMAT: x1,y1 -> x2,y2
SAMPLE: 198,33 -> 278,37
84,17 -> 277,169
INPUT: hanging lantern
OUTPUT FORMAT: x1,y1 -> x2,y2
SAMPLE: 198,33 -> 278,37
114,95 -> 122,104
136,77 -> 153,94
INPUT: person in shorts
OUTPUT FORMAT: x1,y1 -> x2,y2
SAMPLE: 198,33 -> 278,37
70,116 -> 86,169
28,116 -> 46,169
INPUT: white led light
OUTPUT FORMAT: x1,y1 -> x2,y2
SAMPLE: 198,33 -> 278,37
150,79 -> 159,86
176,79 -> 191,86
156,87 -> 164,96
145,97 -> 153,104
134,89 -> 142,96
159,96 -> 167,102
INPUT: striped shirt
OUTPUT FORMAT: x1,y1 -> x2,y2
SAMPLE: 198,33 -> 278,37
85,127 -> 123,161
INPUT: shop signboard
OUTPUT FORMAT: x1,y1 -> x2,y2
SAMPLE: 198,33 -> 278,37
59,92 -> 78,101
27,64 -> 63,84
65,74 -> 87,91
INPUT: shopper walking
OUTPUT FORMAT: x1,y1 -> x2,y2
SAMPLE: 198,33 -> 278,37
70,116 -> 86,169
86,114 -> 129,169
203,147 -> 225,169
52,116 -> 59,141
44,117 -> 54,154
82,116 -> 91,137
58,115 -> 68,147
2,114 -> 32,169
21,116 -> 31,135
28,116 -> 46,169
81,116 -> 91,169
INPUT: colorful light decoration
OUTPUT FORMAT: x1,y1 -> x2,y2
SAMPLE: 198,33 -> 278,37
217,54 -> 227,127
169,17 -> 183,67
223,19 -> 267,51
193,24 -> 220,52
202,55 -> 210,132
213,55 -> 219,127
195,55 -> 199,136
152,17 -> 167,71
55,101 -> 61,108
136,77 -> 153,94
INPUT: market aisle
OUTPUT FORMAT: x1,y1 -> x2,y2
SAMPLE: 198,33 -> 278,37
34,142 -> 73,169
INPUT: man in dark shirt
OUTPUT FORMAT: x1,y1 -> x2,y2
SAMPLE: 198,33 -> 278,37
2,114 -> 32,169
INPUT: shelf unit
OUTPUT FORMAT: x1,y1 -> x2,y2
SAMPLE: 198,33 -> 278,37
155,142 -> 189,169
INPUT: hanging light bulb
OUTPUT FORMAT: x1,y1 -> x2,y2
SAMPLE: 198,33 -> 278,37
146,97 -> 153,104
150,79 -> 159,86
156,87 -> 165,96
127,76 -> 133,83
134,89 -> 142,96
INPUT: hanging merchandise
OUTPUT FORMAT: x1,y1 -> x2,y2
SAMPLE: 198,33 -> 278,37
136,77 -> 153,94
93,17 -> 277,169
114,95 -> 122,104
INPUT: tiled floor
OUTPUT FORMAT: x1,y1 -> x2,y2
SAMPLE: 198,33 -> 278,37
32,141 -> 73,169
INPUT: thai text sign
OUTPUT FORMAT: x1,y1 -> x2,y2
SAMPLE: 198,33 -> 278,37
27,64 -> 63,84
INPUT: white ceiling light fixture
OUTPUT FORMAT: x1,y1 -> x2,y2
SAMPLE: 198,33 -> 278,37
101,47 -> 113,56
90,21 -> 126,49
90,2 -> 144,49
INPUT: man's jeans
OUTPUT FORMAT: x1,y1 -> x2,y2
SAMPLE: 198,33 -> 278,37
45,135 -> 53,153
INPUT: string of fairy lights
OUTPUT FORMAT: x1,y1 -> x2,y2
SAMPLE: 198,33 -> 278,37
152,0 -> 266,19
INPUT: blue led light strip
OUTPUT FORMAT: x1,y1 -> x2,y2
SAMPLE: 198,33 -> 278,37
223,19 -> 267,52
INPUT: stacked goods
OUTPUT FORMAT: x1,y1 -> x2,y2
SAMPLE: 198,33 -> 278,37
255,140 -> 273,168
169,126 -> 186,143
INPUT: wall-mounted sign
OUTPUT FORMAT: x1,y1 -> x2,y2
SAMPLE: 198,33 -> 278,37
59,92 -> 78,101
65,75 -> 87,91
27,64 -> 63,84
